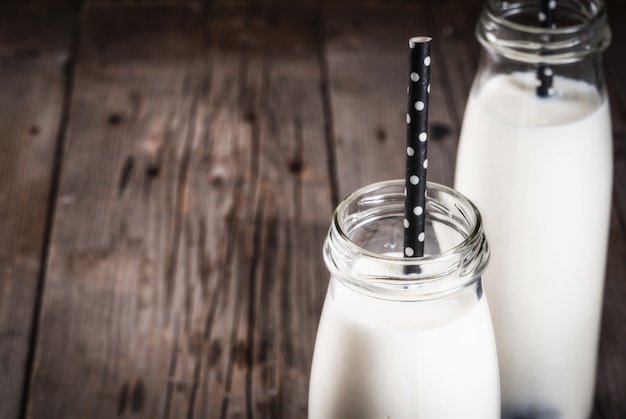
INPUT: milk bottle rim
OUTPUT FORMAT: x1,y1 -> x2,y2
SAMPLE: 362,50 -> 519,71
323,180 -> 490,301
478,0 -> 611,65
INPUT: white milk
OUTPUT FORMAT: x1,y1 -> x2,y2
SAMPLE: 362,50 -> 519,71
455,72 -> 612,418
308,274 -> 500,419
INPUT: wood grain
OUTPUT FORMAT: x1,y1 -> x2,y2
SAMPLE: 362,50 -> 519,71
163,4 -> 332,417
0,5 -> 73,419
26,5 -> 204,418
23,3 -> 334,419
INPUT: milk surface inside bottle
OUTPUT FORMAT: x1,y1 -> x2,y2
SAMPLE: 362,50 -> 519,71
308,181 -> 500,419
454,1 -> 612,418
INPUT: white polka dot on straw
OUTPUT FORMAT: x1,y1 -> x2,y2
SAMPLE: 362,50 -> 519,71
411,72 -> 419,82
415,101 -> 425,111
410,175 -> 419,185
405,247 -> 414,257
407,146 -> 415,156
419,132 -> 427,142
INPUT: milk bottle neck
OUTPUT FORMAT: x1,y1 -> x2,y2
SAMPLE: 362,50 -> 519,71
323,180 -> 489,302
474,0 -> 611,98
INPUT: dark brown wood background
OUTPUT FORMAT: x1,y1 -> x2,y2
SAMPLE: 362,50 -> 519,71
0,0 -> 624,418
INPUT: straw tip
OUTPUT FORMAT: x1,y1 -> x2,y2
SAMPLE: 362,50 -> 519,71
409,36 -> 432,48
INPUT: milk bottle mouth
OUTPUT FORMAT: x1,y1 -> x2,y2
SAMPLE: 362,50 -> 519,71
323,180 -> 489,301
478,0 -> 611,64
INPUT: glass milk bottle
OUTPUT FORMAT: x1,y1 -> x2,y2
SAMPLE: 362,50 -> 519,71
308,180 -> 500,419
454,1 -> 612,418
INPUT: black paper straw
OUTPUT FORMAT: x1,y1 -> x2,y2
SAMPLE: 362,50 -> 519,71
404,36 -> 431,259
536,0 -> 556,97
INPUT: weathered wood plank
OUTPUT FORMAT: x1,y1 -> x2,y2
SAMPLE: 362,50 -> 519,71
0,5 -> 73,419
427,0 -> 483,182
26,5 -> 204,418
25,3 -> 333,419
427,0 -> 483,123
324,1 -> 472,198
163,4 -> 332,418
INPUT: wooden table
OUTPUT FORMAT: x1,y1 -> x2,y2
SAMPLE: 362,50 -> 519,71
1,0 -> 624,418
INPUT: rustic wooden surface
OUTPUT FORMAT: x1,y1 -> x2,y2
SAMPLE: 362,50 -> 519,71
0,0 -> 624,418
